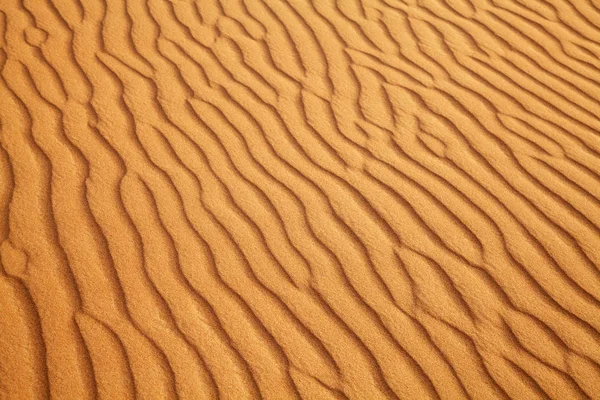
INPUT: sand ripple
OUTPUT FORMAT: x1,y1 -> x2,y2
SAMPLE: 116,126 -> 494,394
1,0 -> 599,398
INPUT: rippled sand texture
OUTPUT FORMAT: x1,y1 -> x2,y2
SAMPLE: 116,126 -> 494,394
1,0 -> 600,398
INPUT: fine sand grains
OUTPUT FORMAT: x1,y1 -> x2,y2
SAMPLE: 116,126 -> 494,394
1,0 -> 600,399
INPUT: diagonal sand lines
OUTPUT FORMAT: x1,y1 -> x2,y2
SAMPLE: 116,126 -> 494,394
1,0 -> 599,398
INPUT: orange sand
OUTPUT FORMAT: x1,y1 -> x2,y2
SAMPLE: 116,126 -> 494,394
1,0 -> 600,398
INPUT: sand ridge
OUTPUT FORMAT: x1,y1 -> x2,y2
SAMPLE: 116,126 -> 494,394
0,0 -> 599,398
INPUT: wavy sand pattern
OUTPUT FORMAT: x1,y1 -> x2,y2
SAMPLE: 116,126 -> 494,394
1,0 -> 600,398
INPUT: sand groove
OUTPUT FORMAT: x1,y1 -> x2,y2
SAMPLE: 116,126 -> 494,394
1,0 -> 599,398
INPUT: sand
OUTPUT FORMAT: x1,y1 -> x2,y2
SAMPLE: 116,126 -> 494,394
0,0 -> 599,398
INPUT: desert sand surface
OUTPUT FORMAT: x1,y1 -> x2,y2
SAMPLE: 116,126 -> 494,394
1,0 -> 600,398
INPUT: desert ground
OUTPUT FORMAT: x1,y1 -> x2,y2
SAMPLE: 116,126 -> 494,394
1,0 -> 600,398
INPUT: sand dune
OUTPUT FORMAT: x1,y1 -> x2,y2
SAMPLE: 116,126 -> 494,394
1,0 -> 599,398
